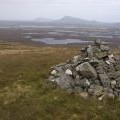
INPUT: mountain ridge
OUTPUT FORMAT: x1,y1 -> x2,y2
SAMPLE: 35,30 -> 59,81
35,16 -> 119,24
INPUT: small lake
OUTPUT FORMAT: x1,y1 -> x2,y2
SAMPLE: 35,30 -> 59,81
32,38 -> 92,45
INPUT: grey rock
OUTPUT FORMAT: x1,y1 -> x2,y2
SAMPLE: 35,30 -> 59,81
88,88 -> 94,95
51,70 -> 58,76
115,77 -> 120,82
109,72 -> 117,80
74,86 -> 83,93
74,75 -> 81,86
90,59 -> 99,66
106,88 -> 113,93
115,71 -> 120,78
98,94 -> 105,101
100,44 -> 110,51
108,64 -> 116,72
106,93 -> 114,99
48,76 -> 56,82
79,92 -> 88,99
72,71 -> 79,78
90,84 -> 95,89
65,64 -> 72,69
65,69 -> 73,75
76,62 -> 97,79
79,78 -> 90,88
87,45 -> 94,59
58,74 -> 75,89
111,80 -> 117,86
73,55 -> 79,63
116,81 -> 120,89
52,66 -> 65,76
94,79 -> 101,85
108,54 -> 116,64
98,73 -> 111,87
113,91 -> 119,97
95,51 -> 108,59
48,40 -> 120,99
93,85 -> 104,96
95,65 -> 104,74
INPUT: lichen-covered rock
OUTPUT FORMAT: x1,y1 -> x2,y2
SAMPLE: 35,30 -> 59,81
76,62 -> 97,79
57,74 -> 75,89
98,73 -> 111,87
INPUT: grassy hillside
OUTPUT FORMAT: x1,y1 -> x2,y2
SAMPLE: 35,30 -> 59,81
0,40 -> 120,120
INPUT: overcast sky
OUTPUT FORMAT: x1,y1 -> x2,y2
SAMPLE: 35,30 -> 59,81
0,0 -> 120,22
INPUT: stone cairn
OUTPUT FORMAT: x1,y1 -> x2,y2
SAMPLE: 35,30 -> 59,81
49,40 -> 120,100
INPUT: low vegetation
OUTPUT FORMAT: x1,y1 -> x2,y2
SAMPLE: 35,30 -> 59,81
0,40 -> 120,120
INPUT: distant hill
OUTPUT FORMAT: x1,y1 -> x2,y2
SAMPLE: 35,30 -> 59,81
34,16 -> 105,25
53,16 -> 94,24
51,16 -> 111,26
50,16 -> 120,28
0,16 -> 120,28
35,18 -> 53,22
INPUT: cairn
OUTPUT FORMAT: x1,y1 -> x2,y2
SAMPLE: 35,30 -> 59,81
49,40 -> 120,100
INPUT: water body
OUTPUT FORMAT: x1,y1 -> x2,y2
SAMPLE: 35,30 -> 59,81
0,27 -> 12,28
91,35 -> 113,38
55,30 -> 80,34
22,33 -> 40,35
48,32 -> 64,35
24,36 -> 32,39
32,38 -> 91,45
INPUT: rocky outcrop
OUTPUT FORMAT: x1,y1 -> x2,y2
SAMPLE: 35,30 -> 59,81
48,40 -> 120,100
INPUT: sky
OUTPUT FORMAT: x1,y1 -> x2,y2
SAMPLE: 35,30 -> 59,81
0,0 -> 120,22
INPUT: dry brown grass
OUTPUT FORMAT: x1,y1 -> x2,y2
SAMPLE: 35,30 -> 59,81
0,41 -> 120,120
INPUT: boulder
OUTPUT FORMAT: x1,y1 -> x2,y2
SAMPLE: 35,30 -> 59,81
76,62 -> 97,79
58,74 -> 75,89
98,73 -> 111,87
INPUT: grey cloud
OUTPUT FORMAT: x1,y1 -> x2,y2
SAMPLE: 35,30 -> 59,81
0,0 -> 120,22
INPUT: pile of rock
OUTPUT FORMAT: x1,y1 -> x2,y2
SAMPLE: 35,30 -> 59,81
49,40 -> 120,100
